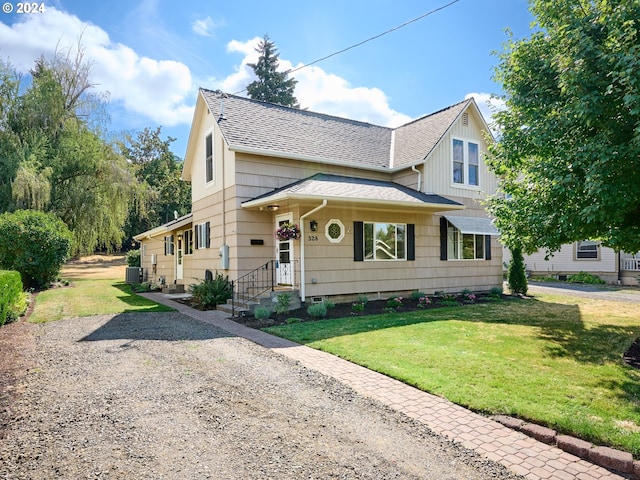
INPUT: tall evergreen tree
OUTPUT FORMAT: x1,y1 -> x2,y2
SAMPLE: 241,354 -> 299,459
246,34 -> 299,107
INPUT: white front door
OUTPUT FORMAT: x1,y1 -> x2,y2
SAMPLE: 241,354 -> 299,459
176,232 -> 184,280
275,213 -> 294,285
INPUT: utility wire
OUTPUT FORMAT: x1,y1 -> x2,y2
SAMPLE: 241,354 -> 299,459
231,0 -> 461,96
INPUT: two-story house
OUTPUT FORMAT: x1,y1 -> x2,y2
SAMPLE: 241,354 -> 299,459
134,88 -> 502,305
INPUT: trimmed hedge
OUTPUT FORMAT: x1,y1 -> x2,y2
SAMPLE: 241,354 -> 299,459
0,270 -> 23,326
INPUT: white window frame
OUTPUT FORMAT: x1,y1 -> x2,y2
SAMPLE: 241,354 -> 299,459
205,132 -> 214,184
364,222 -> 406,261
325,219 -> 345,243
196,222 -> 209,250
576,241 -> 599,260
447,222 -> 485,260
452,138 -> 480,188
184,229 -> 194,255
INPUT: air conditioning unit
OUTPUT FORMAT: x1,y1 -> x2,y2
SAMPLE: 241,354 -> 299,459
150,253 -> 157,265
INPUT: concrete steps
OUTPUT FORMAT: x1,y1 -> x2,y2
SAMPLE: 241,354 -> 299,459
217,289 -> 300,316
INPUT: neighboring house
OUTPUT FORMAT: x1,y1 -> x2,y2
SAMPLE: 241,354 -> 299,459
134,89 -> 503,304
503,243 -> 640,285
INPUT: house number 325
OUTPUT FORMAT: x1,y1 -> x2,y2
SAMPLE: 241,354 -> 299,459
307,235 -> 318,242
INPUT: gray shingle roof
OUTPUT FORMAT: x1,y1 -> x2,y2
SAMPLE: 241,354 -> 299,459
242,173 -> 463,209
201,89 -> 392,169
392,100 -> 471,168
200,89 -> 473,171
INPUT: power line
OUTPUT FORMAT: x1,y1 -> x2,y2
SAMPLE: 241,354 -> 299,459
231,0 -> 461,96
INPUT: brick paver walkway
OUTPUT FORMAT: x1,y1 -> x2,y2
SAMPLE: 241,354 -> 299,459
143,293 -> 625,480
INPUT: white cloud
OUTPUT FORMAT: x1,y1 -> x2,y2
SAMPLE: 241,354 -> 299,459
0,7 -> 194,126
220,38 -> 412,128
192,16 -> 221,37
465,92 -> 506,129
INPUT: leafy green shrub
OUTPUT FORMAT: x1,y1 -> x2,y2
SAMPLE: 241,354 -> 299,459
507,246 -> 528,295
0,270 -> 26,326
307,302 -> 328,318
126,249 -> 141,267
254,306 -> 271,320
489,286 -> 503,298
273,293 -> 291,314
0,210 -> 72,289
351,302 -> 365,313
567,271 -> 605,284
356,294 -> 369,305
188,272 -> 233,309
410,290 -> 427,301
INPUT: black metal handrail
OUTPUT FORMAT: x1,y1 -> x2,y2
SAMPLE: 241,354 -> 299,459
230,260 -> 276,316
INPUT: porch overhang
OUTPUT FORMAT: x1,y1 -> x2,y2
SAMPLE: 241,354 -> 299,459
133,213 -> 193,241
241,174 -> 464,213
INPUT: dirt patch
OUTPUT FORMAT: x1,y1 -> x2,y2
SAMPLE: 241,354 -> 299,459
61,253 -> 127,280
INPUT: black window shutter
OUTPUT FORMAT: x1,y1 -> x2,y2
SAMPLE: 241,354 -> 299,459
205,222 -> 211,248
194,225 -> 200,250
485,235 -> 492,260
353,221 -> 364,261
440,217 -> 448,261
164,236 -> 168,256
407,224 -> 415,261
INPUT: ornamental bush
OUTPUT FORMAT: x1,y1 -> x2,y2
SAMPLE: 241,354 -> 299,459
508,246 -> 528,295
126,249 -> 141,267
0,270 -> 26,326
188,271 -> 233,309
0,210 -> 72,289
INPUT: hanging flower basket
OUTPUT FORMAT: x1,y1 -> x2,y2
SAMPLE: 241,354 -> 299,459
276,222 -> 301,240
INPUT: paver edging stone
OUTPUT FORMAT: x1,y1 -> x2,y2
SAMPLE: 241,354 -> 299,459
492,415 -> 637,476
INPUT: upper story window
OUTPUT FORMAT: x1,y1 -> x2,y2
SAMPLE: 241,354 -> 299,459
452,138 -> 480,187
205,133 -> 214,183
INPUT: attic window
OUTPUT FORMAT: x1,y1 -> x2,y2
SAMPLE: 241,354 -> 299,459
462,113 -> 469,126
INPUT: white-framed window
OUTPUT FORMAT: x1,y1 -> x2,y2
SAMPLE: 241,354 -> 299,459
205,133 -> 214,183
184,229 -> 193,255
141,244 -> 146,257
447,223 -> 485,260
325,219 -> 345,243
576,240 -> 599,259
164,235 -> 174,256
195,222 -> 210,249
452,138 -> 480,187
364,222 -> 406,261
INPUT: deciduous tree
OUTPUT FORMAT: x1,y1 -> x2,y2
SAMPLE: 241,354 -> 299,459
487,0 -> 640,254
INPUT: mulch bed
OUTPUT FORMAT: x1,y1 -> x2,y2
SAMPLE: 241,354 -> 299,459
623,338 -> 640,370
230,293 -> 504,329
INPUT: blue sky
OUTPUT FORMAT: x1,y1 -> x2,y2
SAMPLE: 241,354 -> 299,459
0,0 -> 534,157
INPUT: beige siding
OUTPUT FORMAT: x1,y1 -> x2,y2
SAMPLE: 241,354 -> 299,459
423,108 -> 496,200
503,243 -> 619,283
140,236 -> 176,286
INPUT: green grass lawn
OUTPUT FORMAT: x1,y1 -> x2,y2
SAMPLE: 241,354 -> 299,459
264,293 -> 640,457
30,279 -> 173,323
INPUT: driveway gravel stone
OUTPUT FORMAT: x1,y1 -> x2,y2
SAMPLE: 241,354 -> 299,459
0,312 -> 521,479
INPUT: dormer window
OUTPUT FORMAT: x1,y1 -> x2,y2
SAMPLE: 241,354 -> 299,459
452,138 -> 479,187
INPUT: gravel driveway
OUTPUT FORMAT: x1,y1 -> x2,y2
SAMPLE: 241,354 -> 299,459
0,311 -> 520,480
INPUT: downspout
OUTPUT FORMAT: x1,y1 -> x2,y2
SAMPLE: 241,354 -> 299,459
411,165 -> 422,192
299,199 -> 328,302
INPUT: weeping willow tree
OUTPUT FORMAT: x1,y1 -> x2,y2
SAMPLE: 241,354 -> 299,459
0,47 -> 135,256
